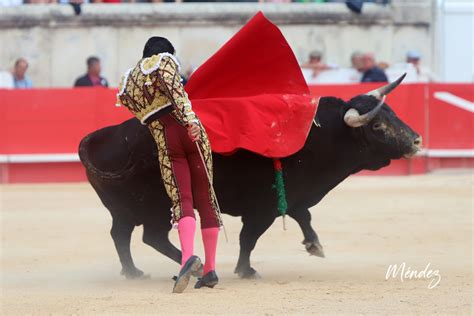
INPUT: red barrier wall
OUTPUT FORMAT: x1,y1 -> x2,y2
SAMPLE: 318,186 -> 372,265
0,88 -> 132,154
427,84 -> 473,149
1,84 -> 472,183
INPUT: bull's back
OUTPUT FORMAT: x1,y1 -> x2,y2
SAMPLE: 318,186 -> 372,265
78,117 -> 283,220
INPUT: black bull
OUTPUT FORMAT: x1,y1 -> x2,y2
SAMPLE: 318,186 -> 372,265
79,81 -> 422,279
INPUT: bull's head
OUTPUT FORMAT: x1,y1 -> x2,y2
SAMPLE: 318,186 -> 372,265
343,74 -> 422,166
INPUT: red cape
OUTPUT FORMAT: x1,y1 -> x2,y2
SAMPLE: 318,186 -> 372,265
186,12 -> 318,158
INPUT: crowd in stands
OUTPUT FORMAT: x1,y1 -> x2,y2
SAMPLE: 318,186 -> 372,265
301,50 -> 433,84
0,49 -> 433,89
0,0 -> 389,17
0,56 -> 109,88
0,0 -> 389,6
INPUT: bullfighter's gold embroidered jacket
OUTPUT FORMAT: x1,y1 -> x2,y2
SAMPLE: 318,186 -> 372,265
116,53 -> 198,126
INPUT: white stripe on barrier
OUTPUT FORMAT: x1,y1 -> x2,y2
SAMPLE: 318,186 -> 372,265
434,92 -> 474,113
0,153 -> 80,163
0,150 -> 472,163
423,149 -> 474,158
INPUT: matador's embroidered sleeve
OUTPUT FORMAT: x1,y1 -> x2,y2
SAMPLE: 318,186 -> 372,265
115,72 -> 126,107
158,56 -> 199,126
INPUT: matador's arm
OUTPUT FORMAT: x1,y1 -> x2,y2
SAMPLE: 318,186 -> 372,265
158,55 -> 199,127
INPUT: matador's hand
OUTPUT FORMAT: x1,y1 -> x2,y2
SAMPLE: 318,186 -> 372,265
187,123 -> 201,142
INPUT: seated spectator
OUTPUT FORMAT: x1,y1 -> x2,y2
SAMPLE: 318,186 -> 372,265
405,50 -> 435,82
387,50 -> 435,83
301,50 -> 333,75
348,50 -> 364,82
301,50 -> 337,84
74,56 -> 109,87
303,51 -> 369,84
360,53 -> 388,83
12,58 -> 33,89
351,51 -> 364,72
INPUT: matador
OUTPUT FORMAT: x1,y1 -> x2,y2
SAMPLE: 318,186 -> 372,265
115,37 -> 222,293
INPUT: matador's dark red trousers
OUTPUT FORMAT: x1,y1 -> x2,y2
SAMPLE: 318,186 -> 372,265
153,114 -> 220,229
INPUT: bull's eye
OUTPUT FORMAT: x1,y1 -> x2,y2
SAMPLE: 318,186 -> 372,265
372,122 -> 384,131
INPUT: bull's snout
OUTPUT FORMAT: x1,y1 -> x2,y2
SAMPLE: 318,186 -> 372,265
413,136 -> 422,150
404,135 -> 422,158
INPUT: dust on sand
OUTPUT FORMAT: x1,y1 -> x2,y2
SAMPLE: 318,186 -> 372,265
1,172 -> 472,315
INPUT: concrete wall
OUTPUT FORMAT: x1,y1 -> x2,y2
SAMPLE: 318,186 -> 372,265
434,0 -> 474,82
0,2 -> 433,87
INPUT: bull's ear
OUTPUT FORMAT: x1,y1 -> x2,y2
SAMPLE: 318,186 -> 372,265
366,73 -> 406,100
344,96 -> 386,128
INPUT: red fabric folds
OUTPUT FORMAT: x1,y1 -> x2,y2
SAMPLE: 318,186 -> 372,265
186,12 -> 318,158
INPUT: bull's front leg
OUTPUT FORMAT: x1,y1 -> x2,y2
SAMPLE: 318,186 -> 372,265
110,217 -> 146,279
142,223 -> 181,264
288,208 -> 325,258
234,214 -> 275,279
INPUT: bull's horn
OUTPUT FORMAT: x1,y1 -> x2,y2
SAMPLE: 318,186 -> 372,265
344,95 -> 386,128
366,73 -> 406,100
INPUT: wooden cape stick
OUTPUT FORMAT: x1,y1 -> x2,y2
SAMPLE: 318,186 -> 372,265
195,142 -> 229,242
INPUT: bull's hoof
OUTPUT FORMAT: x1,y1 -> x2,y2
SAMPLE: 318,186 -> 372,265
303,240 -> 325,258
234,266 -> 261,279
121,267 -> 149,279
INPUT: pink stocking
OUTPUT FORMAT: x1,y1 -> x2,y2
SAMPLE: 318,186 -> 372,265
178,216 -> 196,268
201,227 -> 219,275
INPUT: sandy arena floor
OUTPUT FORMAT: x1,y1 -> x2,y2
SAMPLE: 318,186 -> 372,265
1,172 -> 472,315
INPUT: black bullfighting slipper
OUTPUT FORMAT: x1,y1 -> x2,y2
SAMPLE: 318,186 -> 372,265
194,270 -> 219,289
192,262 -> 203,277
172,255 -> 201,294
171,263 -> 203,281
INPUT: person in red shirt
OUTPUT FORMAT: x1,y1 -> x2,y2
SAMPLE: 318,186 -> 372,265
74,56 -> 109,87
